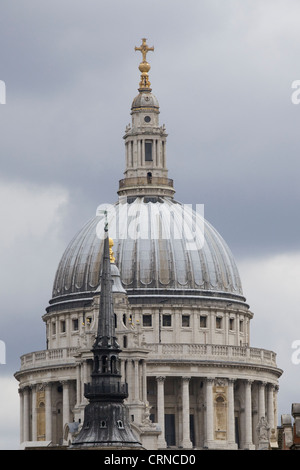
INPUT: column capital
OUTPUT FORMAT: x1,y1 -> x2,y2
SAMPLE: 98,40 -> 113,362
258,381 -> 267,387
60,380 -> 70,387
156,376 -> 166,382
244,379 -> 253,386
40,381 -> 52,390
228,378 -> 236,385
206,377 -> 215,385
182,376 -> 191,383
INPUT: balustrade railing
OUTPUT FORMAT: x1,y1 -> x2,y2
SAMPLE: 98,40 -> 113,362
19,343 -> 277,371
119,176 -> 174,188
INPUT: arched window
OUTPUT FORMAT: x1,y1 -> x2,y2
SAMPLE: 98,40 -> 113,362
101,355 -> 108,373
94,356 -> 99,373
111,355 -> 117,374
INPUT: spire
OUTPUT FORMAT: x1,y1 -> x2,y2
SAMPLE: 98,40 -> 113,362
94,231 -> 118,350
71,227 -> 142,449
135,38 -> 154,91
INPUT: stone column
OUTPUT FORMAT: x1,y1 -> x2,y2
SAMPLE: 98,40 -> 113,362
62,381 -> 70,431
204,378 -> 214,448
244,380 -> 254,449
19,388 -> 24,443
45,383 -> 52,442
156,376 -> 166,448
120,358 -> 125,382
209,312 -> 214,343
76,363 -> 81,405
267,384 -> 275,431
258,381 -> 266,420
133,140 -> 138,168
125,141 -> 131,168
181,377 -> 193,448
23,387 -> 30,442
134,360 -> 140,401
236,313 -> 240,346
227,379 -> 237,448
141,139 -> 145,165
31,385 -> 37,441
153,139 -> 157,167
82,360 -> 89,403
142,360 -> 147,403
225,312 -> 229,344
274,385 -> 279,427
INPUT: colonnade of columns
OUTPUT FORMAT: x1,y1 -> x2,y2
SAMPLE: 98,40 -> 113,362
153,376 -> 278,450
18,357 -> 148,445
125,138 -> 166,170
18,371 -> 278,449
19,381 -> 71,444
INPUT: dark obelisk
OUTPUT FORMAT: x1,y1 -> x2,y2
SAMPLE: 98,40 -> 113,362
71,226 -> 142,449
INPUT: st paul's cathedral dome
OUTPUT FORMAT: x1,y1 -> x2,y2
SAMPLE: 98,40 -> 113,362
15,38 -> 282,451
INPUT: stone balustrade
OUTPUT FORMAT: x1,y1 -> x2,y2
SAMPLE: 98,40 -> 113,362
19,343 -> 277,371
149,343 -> 277,367
20,347 -> 79,370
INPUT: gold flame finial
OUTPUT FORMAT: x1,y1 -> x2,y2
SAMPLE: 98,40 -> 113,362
135,38 -> 154,91
109,238 -> 115,264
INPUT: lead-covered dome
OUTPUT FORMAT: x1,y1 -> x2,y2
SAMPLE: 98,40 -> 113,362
52,197 -> 244,303
131,91 -> 159,112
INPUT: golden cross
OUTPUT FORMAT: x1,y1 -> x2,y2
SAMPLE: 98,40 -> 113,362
135,38 -> 154,63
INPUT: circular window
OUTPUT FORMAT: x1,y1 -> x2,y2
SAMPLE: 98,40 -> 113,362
144,116 -> 151,123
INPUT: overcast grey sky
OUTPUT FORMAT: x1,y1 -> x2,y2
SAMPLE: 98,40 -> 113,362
1,0 -> 300,449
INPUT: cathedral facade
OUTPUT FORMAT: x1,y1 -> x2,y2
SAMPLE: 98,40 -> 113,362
15,39 -> 282,450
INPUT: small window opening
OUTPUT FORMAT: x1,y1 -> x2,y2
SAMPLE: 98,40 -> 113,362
182,315 -> 190,327
60,320 -> 66,333
143,314 -> 152,327
102,355 -> 108,373
145,141 -> 153,161
162,314 -> 172,327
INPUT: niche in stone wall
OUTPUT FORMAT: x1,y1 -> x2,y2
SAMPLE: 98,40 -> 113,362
213,380 -> 228,441
37,388 -> 46,441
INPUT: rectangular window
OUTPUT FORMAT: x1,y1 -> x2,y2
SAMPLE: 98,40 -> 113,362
143,314 -> 152,327
182,315 -> 190,327
162,314 -> 172,327
229,318 -> 235,330
60,320 -> 66,333
216,317 -> 222,329
72,318 -> 79,331
52,322 -> 56,335
145,141 -> 153,161
239,320 -> 244,332
200,316 -> 207,328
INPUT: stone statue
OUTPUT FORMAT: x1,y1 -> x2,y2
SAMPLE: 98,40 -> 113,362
256,416 -> 270,449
